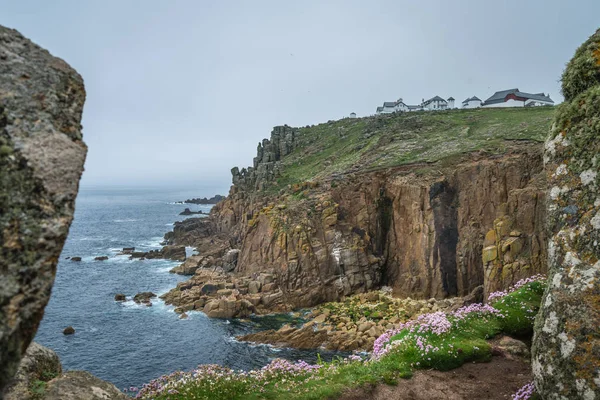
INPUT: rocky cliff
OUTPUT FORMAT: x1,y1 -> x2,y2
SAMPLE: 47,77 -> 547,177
0,26 -> 87,393
532,28 -> 600,399
165,108 -> 553,312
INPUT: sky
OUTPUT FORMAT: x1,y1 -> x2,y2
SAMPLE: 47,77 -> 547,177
1,0 -> 599,195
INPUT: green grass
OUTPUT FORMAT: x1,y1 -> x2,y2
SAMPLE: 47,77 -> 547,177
137,279 -> 545,400
268,107 -> 554,192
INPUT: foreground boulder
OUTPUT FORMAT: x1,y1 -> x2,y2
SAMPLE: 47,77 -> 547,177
42,371 -> 127,400
0,25 -> 87,392
532,28 -> 600,399
4,342 -> 62,400
3,343 -> 125,400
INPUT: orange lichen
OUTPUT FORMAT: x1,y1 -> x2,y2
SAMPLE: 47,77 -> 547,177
593,47 -> 600,66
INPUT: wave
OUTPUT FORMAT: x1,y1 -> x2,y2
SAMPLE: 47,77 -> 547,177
113,219 -> 138,223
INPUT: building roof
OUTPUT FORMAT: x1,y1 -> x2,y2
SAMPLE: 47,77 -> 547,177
383,102 -> 396,107
422,95 -> 447,105
462,96 -> 482,104
447,97 -> 455,101
376,106 -> 384,112
483,88 -> 554,105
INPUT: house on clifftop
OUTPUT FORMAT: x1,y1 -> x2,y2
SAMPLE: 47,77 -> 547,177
462,96 -> 482,109
482,88 -> 554,108
375,95 -> 454,114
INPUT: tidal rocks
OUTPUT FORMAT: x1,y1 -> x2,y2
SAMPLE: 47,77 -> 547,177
179,208 -> 203,215
129,245 -> 186,261
118,247 -> 135,255
532,28 -> 600,399
160,269 -> 285,318
70,257 -> 82,262
181,195 -> 225,205
93,256 -> 108,261
0,25 -> 87,392
62,327 -> 75,335
114,294 -> 126,301
133,292 -> 156,304
160,245 -> 186,261
3,342 -> 62,400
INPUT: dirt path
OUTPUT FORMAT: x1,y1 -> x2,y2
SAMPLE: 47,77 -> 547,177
339,356 -> 531,400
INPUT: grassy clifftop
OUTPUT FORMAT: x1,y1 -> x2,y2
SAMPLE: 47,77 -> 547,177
274,107 -> 554,190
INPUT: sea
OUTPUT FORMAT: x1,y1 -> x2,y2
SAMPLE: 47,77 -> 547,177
34,187 -> 340,392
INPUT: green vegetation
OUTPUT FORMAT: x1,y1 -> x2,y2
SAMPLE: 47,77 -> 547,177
136,278 -> 546,400
272,107 -> 554,191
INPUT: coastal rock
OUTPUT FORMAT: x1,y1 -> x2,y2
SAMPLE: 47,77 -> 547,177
62,327 -> 75,335
0,25 -> 87,392
4,342 -> 62,400
532,28 -> 600,400
114,294 -> 126,301
133,292 -> 156,304
203,298 -> 256,319
130,245 -> 186,261
179,208 -> 203,216
239,324 -> 328,350
222,249 -> 240,272
70,257 -> 82,262
181,195 -> 225,205
94,256 -> 108,261
42,371 -> 127,400
169,255 -> 206,275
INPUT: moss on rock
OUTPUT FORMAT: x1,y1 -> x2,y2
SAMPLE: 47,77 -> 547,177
532,26 -> 600,400
561,28 -> 600,102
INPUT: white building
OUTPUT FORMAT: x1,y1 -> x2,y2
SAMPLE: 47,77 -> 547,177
349,112 -> 356,118
421,96 -> 450,111
462,96 -> 482,109
375,95 -> 453,114
482,88 -> 554,108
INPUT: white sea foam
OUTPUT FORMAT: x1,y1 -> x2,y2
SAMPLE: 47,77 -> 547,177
113,219 -> 138,223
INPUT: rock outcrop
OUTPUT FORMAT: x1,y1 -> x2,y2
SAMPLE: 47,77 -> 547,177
42,371 -> 127,400
532,28 -> 600,399
231,125 -> 298,191
130,245 -> 186,261
3,342 -> 126,400
4,342 -> 62,400
0,25 -> 87,392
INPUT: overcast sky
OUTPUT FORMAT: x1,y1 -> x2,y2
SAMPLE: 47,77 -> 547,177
1,0 -> 598,195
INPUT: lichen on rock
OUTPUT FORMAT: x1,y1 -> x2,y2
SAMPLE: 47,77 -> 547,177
0,25 -> 87,393
532,27 -> 600,399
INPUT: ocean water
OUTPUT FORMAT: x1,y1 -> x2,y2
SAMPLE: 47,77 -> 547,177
34,188 -> 340,391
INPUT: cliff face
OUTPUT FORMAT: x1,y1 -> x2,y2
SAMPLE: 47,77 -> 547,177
210,145 -> 546,308
167,108 -> 553,311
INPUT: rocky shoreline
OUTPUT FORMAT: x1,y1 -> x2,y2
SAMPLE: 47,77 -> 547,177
237,288 -> 480,352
